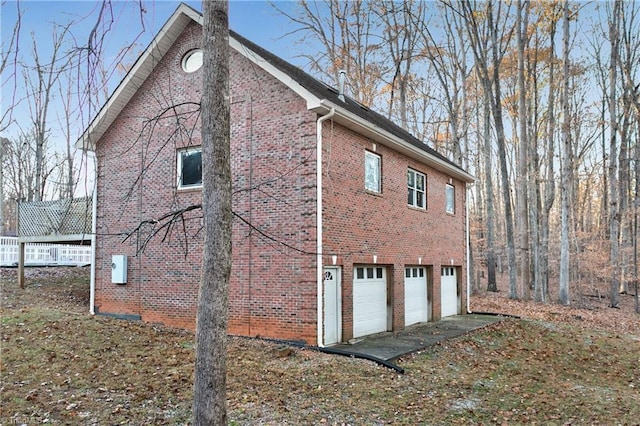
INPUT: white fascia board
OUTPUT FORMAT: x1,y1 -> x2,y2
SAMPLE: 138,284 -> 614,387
76,5 -> 201,151
312,100 -> 475,183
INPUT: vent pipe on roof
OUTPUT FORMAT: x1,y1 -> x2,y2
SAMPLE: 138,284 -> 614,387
338,70 -> 346,102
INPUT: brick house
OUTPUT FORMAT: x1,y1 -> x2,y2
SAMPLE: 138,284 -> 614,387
80,4 -> 474,346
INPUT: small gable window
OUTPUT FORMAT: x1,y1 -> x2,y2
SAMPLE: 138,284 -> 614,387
177,147 -> 202,189
365,151 -> 381,193
446,184 -> 455,214
181,49 -> 203,73
407,169 -> 426,209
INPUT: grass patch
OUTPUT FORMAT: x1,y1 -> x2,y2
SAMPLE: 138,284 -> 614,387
1,268 -> 639,424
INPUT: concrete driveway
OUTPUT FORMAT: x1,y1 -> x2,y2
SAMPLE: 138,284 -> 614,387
330,314 -> 505,363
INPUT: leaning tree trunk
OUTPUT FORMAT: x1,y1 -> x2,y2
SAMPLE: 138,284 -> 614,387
192,1 -> 232,424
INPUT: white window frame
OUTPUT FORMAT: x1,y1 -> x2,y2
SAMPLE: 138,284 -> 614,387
407,169 -> 426,209
177,147 -> 203,190
364,151 -> 381,193
181,49 -> 203,73
446,184 -> 455,214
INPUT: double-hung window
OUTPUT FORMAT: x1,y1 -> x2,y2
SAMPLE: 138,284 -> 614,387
177,147 -> 202,189
364,151 -> 381,193
446,184 -> 455,214
407,169 -> 426,209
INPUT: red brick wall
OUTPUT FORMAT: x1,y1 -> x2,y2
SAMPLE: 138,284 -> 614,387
94,20 -> 468,345
95,21 -> 318,343
321,124 -> 468,341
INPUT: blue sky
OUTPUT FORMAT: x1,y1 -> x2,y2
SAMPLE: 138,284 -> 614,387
0,1 -> 309,198
1,1 -> 304,144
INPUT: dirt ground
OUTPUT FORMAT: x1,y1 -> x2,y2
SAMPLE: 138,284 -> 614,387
1,267 -> 639,425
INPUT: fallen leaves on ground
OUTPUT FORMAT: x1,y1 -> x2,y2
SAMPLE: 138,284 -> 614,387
1,268 -> 639,425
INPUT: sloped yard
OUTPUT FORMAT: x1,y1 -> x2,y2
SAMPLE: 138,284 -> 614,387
1,268 -> 639,425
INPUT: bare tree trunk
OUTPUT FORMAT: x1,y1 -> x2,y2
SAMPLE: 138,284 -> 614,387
608,0 -> 622,308
516,0 -> 531,300
483,92 -> 497,292
634,83 -> 640,314
192,1 -> 232,424
538,15 -> 559,304
486,1 -> 518,300
558,0 -> 571,306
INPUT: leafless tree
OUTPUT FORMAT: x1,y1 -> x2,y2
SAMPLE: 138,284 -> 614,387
192,0 -> 232,424
607,0 -> 622,308
558,0 -> 572,306
21,22 -> 74,201
274,0 -> 385,108
0,0 -> 21,134
456,0 -> 518,299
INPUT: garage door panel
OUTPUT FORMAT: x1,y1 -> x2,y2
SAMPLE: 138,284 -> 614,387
405,267 -> 428,326
353,267 -> 387,338
441,267 -> 458,317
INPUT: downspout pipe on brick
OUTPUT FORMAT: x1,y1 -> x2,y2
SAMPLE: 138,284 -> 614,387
316,107 -> 335,348
466,182 -> 473,314
89,151 -> 98,315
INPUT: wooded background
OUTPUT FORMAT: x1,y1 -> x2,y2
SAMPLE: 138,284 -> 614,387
1,0 -> 638,309
275,0 -> 639,308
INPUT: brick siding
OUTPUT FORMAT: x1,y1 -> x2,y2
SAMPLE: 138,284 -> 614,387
94,21 -> 467,345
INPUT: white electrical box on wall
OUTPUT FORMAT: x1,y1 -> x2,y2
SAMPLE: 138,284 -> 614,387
111,255 -> 127,284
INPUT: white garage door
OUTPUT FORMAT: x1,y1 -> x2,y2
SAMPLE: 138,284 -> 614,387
405,267 -> 428,326
441,267 -> 458,317
353,266 -> 387,338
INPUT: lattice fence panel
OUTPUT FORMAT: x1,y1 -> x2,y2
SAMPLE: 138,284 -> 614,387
18,197 -> 92,237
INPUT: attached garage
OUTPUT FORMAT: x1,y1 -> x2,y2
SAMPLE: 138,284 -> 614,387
441,266 -> 459,317
353,266 -> 387,338
404,267 -> 429,326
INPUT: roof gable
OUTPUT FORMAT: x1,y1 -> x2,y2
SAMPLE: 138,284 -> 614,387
79,3 -> 473,183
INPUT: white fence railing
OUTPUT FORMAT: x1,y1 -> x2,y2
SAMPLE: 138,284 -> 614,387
0,237 -> 92,266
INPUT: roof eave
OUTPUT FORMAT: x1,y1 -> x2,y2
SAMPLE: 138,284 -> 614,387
229,40 -> 473,183
311,100 -> 475,183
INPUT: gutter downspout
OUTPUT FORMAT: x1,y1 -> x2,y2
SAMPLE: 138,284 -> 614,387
89,152 -> 98,315
466,182 -> 473,314
316,108 -> 335,348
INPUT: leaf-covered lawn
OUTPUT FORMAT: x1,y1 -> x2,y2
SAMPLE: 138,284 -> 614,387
1,268 -> 639,425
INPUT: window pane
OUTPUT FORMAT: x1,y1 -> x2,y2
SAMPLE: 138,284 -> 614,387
407,169 -> 426,208
367,268 -> 374,279
405,268 -> 410,278
376,268 -> 383,279
365,152 -> 381,193
356,268 -> 364,279
179,149 -> 202,188
419,268 -> 424,278
446,185 -> 455,213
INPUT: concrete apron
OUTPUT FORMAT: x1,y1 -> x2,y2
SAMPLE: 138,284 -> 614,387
331,314 -> 505,363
